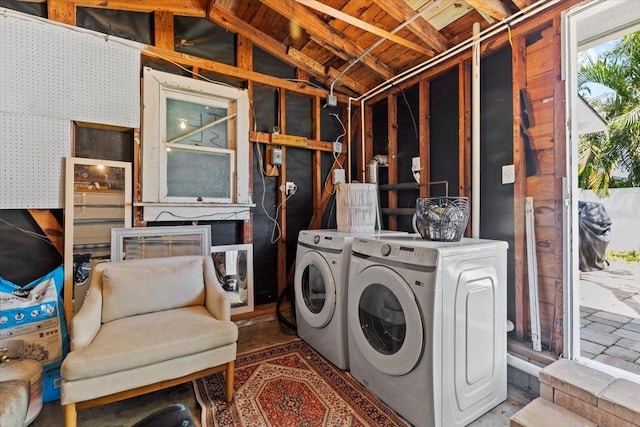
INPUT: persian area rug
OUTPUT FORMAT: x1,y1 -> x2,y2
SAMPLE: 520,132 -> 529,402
193,339 -> 410,427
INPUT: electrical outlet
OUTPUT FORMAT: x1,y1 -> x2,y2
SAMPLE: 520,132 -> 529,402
285,181 -> 296,195
271,147 -> 282,166
333,141 -> 342,153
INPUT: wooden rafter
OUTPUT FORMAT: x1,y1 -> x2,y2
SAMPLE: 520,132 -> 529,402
370,0 -> 450,55
465,0 -> 512,21
207,4 -> 364,94
512,0 -> 534,10
74,0 -> 207,16
209,0 -> 241,13
257,0 -> 395,80
294,0 -> 434,56
143,45 -> 350,102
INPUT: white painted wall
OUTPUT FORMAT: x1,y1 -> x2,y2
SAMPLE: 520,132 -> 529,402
579,188 -> 640,252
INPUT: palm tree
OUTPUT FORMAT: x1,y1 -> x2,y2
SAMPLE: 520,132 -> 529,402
577,32 -> 640,195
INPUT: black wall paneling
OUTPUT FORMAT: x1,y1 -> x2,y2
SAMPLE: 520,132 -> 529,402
253,46 -> 295,80
0,210 -> 63,285
174,17 -> 235,67
479,46 -> 516,323
76,7 -> 153,45
429,69 -> 460,198
251,146 -> 279,305
74,126 -> 134,162
0,0 -> 46,17
396,85 -> 420,232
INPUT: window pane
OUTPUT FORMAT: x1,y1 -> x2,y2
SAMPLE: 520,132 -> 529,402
166,149 -> 231,199
166,98 -> 228,149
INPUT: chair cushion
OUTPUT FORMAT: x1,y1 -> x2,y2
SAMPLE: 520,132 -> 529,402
101,258 -> 205,323
62,306 -> 238,381
0,380 -> 29,427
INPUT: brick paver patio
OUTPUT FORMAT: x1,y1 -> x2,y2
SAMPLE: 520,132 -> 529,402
580,261 -> 640,375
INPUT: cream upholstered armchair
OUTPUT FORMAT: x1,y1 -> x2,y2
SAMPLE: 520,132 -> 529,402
60,255 -> 238,427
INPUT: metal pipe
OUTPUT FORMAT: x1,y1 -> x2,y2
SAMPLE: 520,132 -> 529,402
329,1 -> 440,95
366,154 -> 388,185
507,353 -> 542,378
381,208 -> 416,216
472,22 -> 481,239
356,0 -> 562,103
379,182 -> 419,191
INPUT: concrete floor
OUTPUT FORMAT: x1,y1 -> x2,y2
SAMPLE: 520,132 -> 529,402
30,318 -> 536,426
580,261 -> 640,375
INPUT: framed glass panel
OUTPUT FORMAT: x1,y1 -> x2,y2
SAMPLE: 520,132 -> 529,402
211,244 -> 254,316
110,225 -> 211,262
64,157 -> 132,321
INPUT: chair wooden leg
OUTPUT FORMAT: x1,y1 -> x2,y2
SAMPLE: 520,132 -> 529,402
64,403 -> 77,427
225,361 -> 235,402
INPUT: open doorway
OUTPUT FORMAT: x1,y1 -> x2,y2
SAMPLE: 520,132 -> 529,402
565,0 -> 640,380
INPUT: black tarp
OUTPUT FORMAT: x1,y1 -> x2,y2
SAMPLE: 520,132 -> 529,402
578,201 -> 612,272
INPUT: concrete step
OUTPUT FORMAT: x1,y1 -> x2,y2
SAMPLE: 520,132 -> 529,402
510,397 -> 596,427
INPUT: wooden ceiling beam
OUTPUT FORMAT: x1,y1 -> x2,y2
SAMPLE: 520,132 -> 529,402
370,0 -> 450,54
209,0 -> 241,13
512,0 -> 534,10
257,0 -> 395,80
294,0 -> 434,56
73,0 -> 207,16
286,47 -> 367,94
144,45 -> 351,102
464,0 -> 512,21
207,4 -> 364,95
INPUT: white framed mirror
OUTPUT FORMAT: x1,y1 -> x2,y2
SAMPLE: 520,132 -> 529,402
211,244 -> 254,316
64,157 -> 132,322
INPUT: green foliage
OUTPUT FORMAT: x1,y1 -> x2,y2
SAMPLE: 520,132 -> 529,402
606,249 -> 640,263
578,32 -> 640,195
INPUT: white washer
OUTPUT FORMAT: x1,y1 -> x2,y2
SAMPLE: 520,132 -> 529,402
347,234 -> 508,427
294,229 -> 405,370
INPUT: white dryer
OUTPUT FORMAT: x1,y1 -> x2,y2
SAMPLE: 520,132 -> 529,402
294,229 -> 404,370
347,235 -> 508,427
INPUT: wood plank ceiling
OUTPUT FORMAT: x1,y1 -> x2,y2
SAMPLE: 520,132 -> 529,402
59,0 -> 543,95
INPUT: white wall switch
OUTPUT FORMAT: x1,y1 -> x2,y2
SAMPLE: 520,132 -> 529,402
502,164 -> 515,184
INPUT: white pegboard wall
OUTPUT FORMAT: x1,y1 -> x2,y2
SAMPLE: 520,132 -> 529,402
0,10 -> 140,128
0,112 -> 71,209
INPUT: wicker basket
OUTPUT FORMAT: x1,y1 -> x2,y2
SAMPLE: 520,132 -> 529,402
415,197 -> 469,241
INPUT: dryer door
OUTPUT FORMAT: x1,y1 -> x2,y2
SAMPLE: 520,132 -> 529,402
349,265 -> 423,376
294,250 -> 336,328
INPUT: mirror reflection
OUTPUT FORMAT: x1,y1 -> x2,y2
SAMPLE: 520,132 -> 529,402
211,244 -> 254,315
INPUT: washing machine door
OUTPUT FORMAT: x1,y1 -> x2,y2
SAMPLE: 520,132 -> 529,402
349,265 -> 423,376
294,250 -> 336,328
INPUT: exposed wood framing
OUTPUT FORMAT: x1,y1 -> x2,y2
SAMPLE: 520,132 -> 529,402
512,34 -> 528,342
154,11 -> 175,51
74,0 -> 207,16
418,79 -> 430,198
387,93 -> 398,230
370,0 -> 450,54
550,15 -> 565,355
362,106 -> 374,183
27,210 -> 64,256
460,60 -> 472,235
465,0 -> 511,21
47,0 -> 76,24
143,46 -> 349,102
207,4 -> 362,95
294,0 -> 434,56
257,0 -> 395,80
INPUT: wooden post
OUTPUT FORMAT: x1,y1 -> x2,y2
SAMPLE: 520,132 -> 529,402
419,79 -> 430,198
387,93 -> 398,230
154,11 -> 174,51
512,35 -> 528,342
